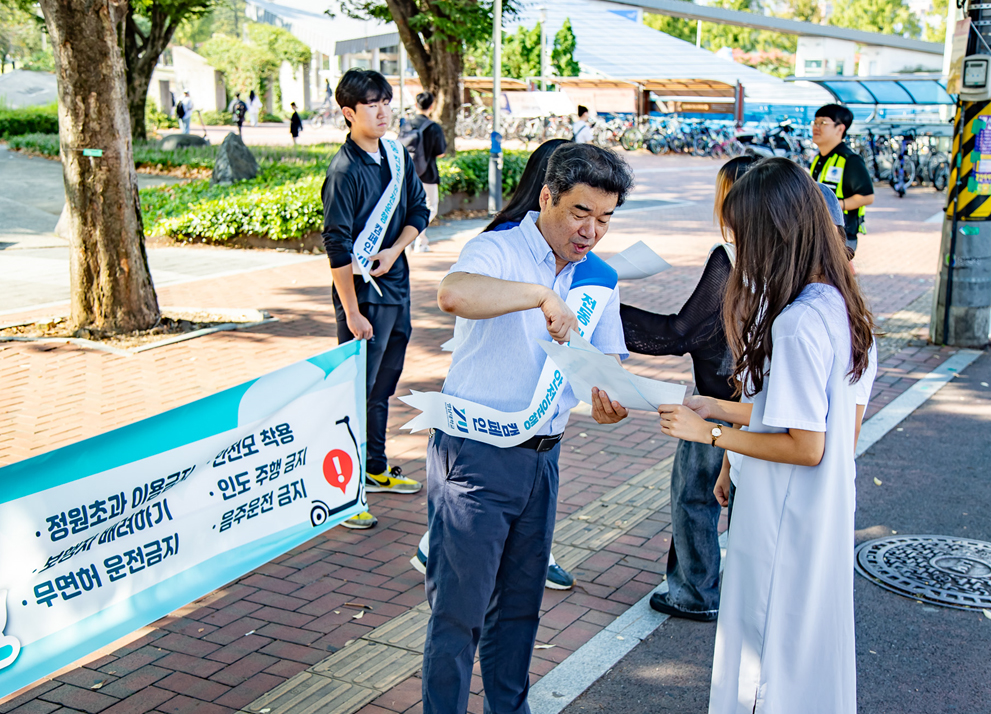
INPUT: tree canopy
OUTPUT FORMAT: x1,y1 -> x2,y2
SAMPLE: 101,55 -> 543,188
464,18 -> 580,80
0,1 -> 51,72
200,33 -> 280,97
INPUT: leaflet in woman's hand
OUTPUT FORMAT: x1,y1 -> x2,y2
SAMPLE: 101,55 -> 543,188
538,331 -> 687,411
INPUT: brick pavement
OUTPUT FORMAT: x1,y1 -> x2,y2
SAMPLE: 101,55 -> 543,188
0,154 -> 961,714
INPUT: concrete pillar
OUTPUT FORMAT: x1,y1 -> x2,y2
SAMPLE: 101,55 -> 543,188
932,100 -> 991,347
931,220 -> 991,346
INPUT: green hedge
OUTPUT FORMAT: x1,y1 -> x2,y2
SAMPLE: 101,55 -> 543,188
0,103 -> 58,139
7,133 -> 339,172
142,148 -> 532,244
439,149 -> 529,201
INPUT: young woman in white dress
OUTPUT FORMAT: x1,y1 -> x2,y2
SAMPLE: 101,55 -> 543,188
657,158 -> 876,714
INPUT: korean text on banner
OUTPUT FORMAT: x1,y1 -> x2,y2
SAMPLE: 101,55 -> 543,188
0,341 -> 368,698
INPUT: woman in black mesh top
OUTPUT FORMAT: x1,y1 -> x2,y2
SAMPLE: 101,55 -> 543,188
622,155 -> 756,621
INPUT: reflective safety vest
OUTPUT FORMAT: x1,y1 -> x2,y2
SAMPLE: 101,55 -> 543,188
810,152 -> 866,236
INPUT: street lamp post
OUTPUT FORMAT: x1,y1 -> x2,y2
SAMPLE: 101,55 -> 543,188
489,0 -> 503,214
539,7 -> 548,91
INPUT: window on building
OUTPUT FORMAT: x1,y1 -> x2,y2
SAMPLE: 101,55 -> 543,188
352,57 -> 371,69
381,45 -> 399,54
380,59 -> 399,75
804,59 -> 824,76
835,60 -> 844,75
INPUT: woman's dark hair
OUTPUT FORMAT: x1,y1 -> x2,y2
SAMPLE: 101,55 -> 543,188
416,91 -> 434,111
814,103 -> 854,138
249,90 -> 256,101
545,143 -> 635,207
721,158 -> 875,397
485,138 -> 570,231
714,154 -> 758,227
335,69 -> 393,127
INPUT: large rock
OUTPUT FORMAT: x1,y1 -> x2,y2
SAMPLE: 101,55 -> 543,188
211,132 -> 258,186
159,133 -> 209,151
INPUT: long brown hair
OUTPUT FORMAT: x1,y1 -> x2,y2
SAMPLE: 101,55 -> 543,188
721,158 -> 875,397
714,154 -> 758,228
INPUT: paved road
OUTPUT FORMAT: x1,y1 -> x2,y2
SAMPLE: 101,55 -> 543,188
563,351 -> 991,714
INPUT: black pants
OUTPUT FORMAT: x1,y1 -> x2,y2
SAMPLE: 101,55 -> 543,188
334,302 -> 411,475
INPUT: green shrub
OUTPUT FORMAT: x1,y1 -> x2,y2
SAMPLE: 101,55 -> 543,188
146,104 -> 178,131
153,175 -> 324,242
438,149 -> 529,200
142,147 -> 531,243
0,103 -> 58,139
199,110 -> 232,126
6,132 -> 60,156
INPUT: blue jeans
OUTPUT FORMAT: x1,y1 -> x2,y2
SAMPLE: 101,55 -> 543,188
422,432 -> 558,714
664,432 -> 727,615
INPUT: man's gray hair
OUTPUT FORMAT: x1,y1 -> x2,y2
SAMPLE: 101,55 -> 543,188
544,144 -> 635,207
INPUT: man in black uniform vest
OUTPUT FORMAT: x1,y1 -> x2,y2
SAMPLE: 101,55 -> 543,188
809,104 -> 874,258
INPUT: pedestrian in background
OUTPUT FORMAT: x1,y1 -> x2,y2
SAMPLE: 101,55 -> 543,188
248,90 -> 262,127
621,155 -> 756,622
177,90 -> 193,134
229,93 -> 247,136
657,158 -> 877,714
399,91 -> 446,253
290,102 -> 303,146
573,105 -> 593,144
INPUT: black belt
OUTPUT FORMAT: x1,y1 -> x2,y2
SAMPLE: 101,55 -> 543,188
518,434 -> 564,452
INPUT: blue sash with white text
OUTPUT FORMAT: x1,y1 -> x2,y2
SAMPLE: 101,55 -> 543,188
400,254 -> 617,447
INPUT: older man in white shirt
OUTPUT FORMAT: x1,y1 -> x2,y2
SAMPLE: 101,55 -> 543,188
421,143 -> 635,714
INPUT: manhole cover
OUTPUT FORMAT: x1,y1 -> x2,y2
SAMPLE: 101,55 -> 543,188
854,535 -> 991,610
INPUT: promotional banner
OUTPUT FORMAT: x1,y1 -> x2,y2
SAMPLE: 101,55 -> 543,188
0,342 -> 368,698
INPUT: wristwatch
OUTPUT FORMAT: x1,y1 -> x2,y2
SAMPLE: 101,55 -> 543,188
710,425 -> 723,447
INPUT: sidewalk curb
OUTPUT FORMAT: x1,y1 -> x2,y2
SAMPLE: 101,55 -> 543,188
856,349 -> 983,458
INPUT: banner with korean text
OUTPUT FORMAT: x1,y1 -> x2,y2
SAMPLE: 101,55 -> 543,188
0,342 -> 367,698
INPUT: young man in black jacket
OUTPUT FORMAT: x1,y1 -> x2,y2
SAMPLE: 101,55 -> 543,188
321,69 -> 431,529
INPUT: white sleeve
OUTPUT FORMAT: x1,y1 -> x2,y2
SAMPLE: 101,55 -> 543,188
856,339 -> 878,406
589,285 -> 629,360
762,311 -> 831,432
448,234 -> 505,279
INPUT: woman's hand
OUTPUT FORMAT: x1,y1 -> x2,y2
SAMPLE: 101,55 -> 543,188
714,464 -> 731,508
658,404 -> 713,444
591,387 -> 628,424
684,394 -> 715,419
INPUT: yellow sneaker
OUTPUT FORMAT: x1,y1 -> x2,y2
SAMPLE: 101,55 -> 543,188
364,466 -> 422,494
341,511 -> 378,529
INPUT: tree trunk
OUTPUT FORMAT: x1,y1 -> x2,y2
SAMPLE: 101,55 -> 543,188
124,6 -> 178,143
39,0 -> 160,335
384,1 -> 461,157
429,42 -> 462,158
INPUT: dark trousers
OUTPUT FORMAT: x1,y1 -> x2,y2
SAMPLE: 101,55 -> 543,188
664,434 -> 727,615
335,301 -> 411,475
422,432 -> 559,714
